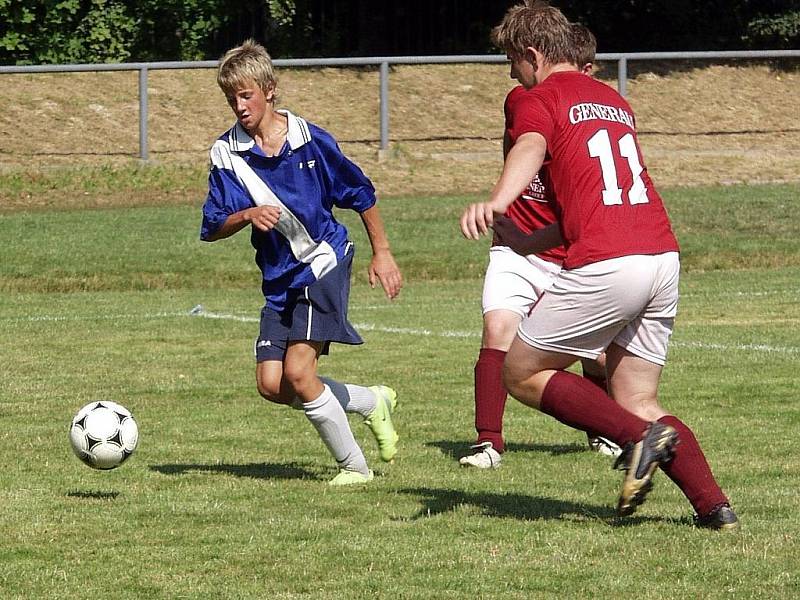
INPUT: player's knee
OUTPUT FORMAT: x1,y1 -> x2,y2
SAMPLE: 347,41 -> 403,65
502,360 -> 550,408
256,377 -> 290,405
631,403 -> 665,422
617,395 -> 664,421
501,360 -> 527,400
281,364 -> 314,396
482,312 -> 519,350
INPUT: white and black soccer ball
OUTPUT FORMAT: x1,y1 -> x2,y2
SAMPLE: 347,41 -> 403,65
69,401 -> 139,470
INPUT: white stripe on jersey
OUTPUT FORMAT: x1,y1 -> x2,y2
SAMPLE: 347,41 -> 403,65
210,120 -> 338,280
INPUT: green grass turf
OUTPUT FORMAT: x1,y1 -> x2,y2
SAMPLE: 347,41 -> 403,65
0,185 -> 799,598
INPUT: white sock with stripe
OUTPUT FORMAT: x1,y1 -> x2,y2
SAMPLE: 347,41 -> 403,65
342,384 -> 377,417
302,385 -> 369,475
319,376 -> 376,418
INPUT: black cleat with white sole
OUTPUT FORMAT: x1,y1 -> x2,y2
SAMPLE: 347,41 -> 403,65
615,422 -> 679,517
694,503 -> 740,531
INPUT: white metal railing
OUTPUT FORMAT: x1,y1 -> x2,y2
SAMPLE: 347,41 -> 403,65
1,50 -> 798,160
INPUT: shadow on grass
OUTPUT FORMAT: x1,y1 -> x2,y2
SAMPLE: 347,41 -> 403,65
398,487 -> 665,527
66,490 -> 120,500
428,439 -> 586,461
149,461 -> 322,482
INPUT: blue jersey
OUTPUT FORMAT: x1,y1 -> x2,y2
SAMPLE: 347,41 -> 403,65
200,111 -> 377,312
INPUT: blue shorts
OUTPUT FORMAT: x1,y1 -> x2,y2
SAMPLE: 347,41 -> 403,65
255,249 -> 363,362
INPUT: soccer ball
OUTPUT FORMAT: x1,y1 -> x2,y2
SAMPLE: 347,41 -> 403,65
69,401 -> 139,470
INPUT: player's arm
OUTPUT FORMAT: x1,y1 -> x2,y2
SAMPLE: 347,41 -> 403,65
492,217 -> 563,255
460,132 -> 547,240
502,129 -> 512,160
359,204 -> 403,300
203,206 -> 281,242
201,153 -> 281,242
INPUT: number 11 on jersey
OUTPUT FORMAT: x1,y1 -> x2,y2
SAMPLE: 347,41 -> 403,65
587,129 -> 649,206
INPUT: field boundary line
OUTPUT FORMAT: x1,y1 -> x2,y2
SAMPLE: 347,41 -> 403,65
4,306 -> 798,355
189,308 -> 800,355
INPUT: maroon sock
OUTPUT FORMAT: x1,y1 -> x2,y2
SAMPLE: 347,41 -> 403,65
582,371 -> 607,393
540,370 -> 647,446
658,415 -> 729,517
474,348 -> 507,453
581,370 -> 608,439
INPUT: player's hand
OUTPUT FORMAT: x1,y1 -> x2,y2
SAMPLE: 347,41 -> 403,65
368,249 -> 403,300
246,206 -> 281,232
460,202 -> 495,240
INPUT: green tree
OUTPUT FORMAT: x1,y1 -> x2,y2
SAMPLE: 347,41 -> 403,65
0,0 -> 136,64
744,10 -> 800,48
0,0 -> 299,65
129,0 -> 228,61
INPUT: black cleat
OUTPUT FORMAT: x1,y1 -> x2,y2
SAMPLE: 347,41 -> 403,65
615,422 -> 679,517
694,504 -> 740,531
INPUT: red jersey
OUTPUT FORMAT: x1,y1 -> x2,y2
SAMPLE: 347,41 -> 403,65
508,71 -> 679,269
501,85 -> 566,265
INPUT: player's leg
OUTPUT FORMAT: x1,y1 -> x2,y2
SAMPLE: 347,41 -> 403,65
580,356 -> 622,457
607,251 -> 736,527
254,305 -> 297,405
287,249 -> 385,482
254,303 -> 385,417
505,339 -> 676,517
580,355 -> 607,392
256,360 -> 295,404
462,247 -> 558,469
460,309 -> 519,468
506,256 -> 679,515
306,246 -> 398,463
320,376 -> 399,462
607,344 -> 736,529
258,364 -> 396,439
503,339 -> 649,443
283,340 -> 372,484
506,257 -> 658,436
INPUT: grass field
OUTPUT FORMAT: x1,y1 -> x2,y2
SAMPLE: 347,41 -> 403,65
1,185 -> 799,598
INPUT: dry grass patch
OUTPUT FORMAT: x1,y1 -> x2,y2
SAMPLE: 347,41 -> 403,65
1,61 -> 798,204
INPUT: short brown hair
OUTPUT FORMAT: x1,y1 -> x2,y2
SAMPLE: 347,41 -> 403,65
570,23 -> 596,67
217,39 -> 277,99
491,3 -> 573,65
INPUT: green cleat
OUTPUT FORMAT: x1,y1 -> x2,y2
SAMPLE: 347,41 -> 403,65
364,385 -> 399,462
328,469 -> 374,486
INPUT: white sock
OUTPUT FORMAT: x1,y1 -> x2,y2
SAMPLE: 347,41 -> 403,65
319,377 -> 377,418
303,385 -> 369,475
343,384 -> 377,418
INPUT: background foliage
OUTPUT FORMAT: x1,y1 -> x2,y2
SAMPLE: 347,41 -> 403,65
1,0 -> 798,65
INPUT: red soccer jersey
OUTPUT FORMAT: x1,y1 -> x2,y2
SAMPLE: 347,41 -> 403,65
501,85 -> 566,265
508,71 -> 679,269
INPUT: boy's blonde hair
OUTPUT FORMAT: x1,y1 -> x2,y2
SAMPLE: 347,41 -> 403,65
217,39 -> 277,99
491,3 -> 574,65
571,22 -> 596,69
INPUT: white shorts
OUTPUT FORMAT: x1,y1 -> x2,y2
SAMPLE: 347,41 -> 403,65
517,252 -> 680,365
482,246 -> 562,317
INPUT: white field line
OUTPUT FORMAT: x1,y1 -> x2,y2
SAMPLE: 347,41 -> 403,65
181,307 -> 800,354
682,289 -> 800,299
672,341 -> 799,355
3,307 -> 799,356
190,309 -> 800,355
1,311 -> 188,323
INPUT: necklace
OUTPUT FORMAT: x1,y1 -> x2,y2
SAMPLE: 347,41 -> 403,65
267,125 -> 287,140
260,119 -> 288,155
